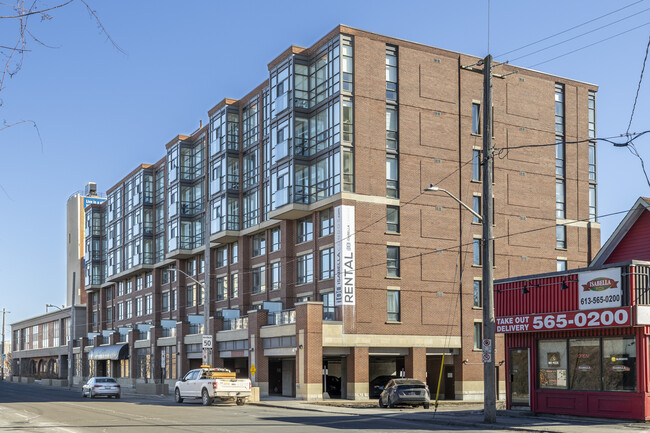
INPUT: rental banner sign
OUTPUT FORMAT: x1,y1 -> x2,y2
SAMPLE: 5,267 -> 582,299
335,205 -> 355,306
578,267 -> 622,311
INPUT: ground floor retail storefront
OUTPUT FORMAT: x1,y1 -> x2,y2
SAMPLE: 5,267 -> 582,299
496,263 -> 650,420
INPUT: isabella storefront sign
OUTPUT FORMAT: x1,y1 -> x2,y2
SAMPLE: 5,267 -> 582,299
578,267 -> 622,310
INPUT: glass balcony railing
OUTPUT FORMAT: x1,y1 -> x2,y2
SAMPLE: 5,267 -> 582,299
223,316 -> 248,331
268,310 -> 296,326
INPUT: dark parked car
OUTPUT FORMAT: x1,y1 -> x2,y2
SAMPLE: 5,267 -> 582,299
369,375 -> 397,398
82,377 -> 121,399
378,378 -> 430,409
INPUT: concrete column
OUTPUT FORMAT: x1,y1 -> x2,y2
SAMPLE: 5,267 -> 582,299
295,302 -> 323,400
405,347 -> 427,382
150,326 -> 162,383
177,321 -> 190,377
346,347 -> 369,400
247,309 -> 268,396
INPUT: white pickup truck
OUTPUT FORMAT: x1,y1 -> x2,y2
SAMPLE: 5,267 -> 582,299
174,367 -> 252,406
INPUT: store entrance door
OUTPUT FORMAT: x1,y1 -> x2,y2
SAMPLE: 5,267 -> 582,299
509,348 -> 530,406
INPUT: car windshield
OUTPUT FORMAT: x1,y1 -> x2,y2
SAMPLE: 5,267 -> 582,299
96,378 -> 117,383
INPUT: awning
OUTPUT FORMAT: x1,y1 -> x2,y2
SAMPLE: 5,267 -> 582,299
88,343 -> 129,361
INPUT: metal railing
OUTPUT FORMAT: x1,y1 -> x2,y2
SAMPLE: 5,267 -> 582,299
223,316 -> 248,331
268,309 -> 296,326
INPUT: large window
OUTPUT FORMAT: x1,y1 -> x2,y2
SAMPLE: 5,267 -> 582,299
387,290 -> 400,322
472,103 -> 480,135
252,266 -> 266,294
538,337 -> 636,392
387,246 -> 400,277
252,232 -> 266,256
473,280 -> 482,308
297,253 -> 313,285
217,276 -> 227,301
320,247 -> 334,280
387,205 -> 399,233
472,149 -> 481,181
320,208 -> 333,237
386,155 -> 399,198
473,238 -> 481,266
556,225 -> 566,249
297,217 -> 313,243
473,322 -> 482,349
230,273 -> 239,298
270,262 -> 281,291
270,227 -> 281,252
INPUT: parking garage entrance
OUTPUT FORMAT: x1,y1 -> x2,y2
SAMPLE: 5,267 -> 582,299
322,357 -> 346,398
369,355 -> 405,398
269,357 -> 295,397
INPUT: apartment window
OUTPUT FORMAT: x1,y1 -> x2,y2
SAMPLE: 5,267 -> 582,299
386,45 -> 397,101
387,246 -> 400,277
145,272 -> 152,288
199,254 -> 205,274
117,302 -> 124,320
145,294 -> 153,315
474,322 -> 482,349
230,273 -> 239,298
320,247 -> 334,280
252,233 -> 266,256
270,227 -> 281,252
387,290 -> 400,322
320,208 -> 334,236
342,98 -> 354,144
386,106 -> 398,150
556,180 -> 565,219
321,292 -> 336,321
125,300 -> 132,319
186,285 -> 196,307
231,242 -> 238,264
473,238 -> 482,266
557,259 -> 567,271
386,155 -> 399,198
187,259 -> 196,276
472,149 -> 481,181
387,205 -> 399,233
171,289 -> 177,311
126,281 -> 133,294
589,142 -> 596,182
217,276 -> 227,301
136,297 -> 143,317
297,217 -> 313,243
472,195 -> 481,224
216,246 -> 227,267
135,277 -> 142,291
162,292 -> 170,313
556,225 -> 567,249
341,36 -> 354,93
589,185 -> 597,222
161,269 -> 169,284
270,262 -> 281,291
252,266 -> 266,294
555,138 -> 565,177
473,280 -> 482,308
118,282 -> 124,297
472,103 -> 480,135
555,83 -> 565,134
297,253 -> 314,285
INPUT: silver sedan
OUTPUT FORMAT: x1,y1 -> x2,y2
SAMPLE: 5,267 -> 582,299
82,377 -> 121,399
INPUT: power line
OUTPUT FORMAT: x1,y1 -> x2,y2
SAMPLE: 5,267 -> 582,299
627,35 -> 650,135
508,6 -> 650,64
495,0 -> 646,58
527,21 -> 650,68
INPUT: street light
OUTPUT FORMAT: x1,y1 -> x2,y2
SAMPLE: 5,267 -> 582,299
46,304 -> 63,313
424,184 -> 482,222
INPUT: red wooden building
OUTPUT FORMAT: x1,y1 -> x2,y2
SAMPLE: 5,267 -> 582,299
495,198 -> 650,420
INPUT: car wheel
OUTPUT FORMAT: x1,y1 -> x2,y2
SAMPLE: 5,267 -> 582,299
388,398 -> 394,408
423,402 -> 430,409
174,388 -> 183,404
201,389 -> 213,406
378,398 -> 385,408
236,398 -> 245,406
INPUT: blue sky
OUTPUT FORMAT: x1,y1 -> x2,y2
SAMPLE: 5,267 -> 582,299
1,0 -> 649,327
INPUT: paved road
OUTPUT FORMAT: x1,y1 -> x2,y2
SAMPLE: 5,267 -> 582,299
0,381 -> 507,433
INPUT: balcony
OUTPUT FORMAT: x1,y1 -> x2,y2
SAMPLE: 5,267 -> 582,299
272,92 -> 290,116
161,327 -> 176,338
223,316 -> 248,331
268,309 -> 296,326
180,201 -> 203,217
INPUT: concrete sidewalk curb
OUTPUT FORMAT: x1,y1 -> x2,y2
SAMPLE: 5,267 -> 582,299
250,401 -> 642,433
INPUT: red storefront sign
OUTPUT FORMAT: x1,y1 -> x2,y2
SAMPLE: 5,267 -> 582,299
496,306 -> 632,333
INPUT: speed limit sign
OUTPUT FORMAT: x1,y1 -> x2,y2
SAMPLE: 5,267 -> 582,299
202,335 -> 213,349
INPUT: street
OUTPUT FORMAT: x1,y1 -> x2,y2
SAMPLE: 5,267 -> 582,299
0,381 -> 506,433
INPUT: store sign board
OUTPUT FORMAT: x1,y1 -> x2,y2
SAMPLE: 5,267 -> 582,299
496,306 -> 632,333
335,205 -> 355,306
578,267 -> 622,310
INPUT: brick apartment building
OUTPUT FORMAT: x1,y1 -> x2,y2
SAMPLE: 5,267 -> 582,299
50,25 -> 599,400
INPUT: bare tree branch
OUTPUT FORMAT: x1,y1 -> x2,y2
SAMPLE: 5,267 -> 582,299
0,0 -> 72,19
1,119 -> 43,151
78,0 -> 125,55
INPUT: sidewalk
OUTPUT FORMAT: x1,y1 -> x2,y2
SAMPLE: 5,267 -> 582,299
251,397 -> 650,432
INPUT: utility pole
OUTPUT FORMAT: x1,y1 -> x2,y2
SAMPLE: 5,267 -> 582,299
204,153 -> 212,365
482,54 -> 496,424
1,308 -> 6,381
68,272 -> 75,390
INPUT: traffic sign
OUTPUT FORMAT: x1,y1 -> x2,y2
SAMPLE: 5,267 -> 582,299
482,338 -> 492,363
202,335 -> 213,349
202,348 -> 209,364
250,364 -> 256,376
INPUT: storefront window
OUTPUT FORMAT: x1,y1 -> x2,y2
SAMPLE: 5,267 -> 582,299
538,340 -> 568,389
602,337 -> 636,392
568,338 -> 601,390
537,336 -> 637,393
